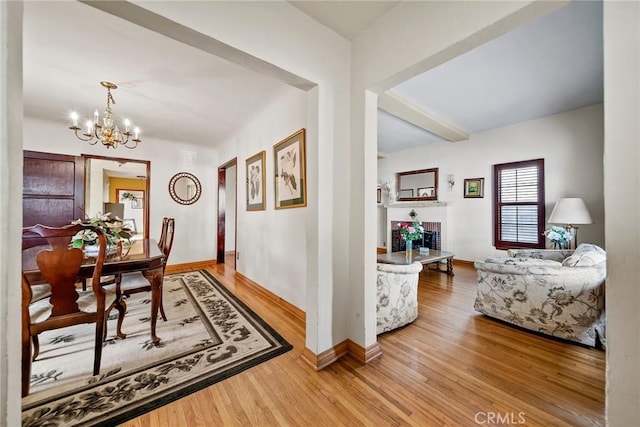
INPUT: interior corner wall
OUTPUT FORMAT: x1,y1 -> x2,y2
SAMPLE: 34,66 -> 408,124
22,116 -> 218,265
603,1 -> 640,424
133,1 -> 352,355
377,104 -> 605,261
217,87 -> 308,312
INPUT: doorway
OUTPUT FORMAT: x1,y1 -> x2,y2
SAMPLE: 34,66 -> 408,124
82,154 -> 150,239
217,159 -> 237,269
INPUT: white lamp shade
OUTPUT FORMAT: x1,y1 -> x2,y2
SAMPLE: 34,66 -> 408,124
548,198 -> 593,225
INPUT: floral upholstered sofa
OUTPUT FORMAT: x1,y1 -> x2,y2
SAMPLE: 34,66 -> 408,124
474,244 -> 606,347
377,261 -> 423,334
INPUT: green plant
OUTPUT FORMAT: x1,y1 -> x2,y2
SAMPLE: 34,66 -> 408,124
70,212 -> 134,248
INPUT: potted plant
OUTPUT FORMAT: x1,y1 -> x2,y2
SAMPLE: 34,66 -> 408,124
70,212 -> 134,254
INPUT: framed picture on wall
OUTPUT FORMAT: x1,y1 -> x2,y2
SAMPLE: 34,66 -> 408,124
463,178 -> 484,198
400,189 -> 414,198
131,198 -> 143,209
117,189 -> 145,209
246,150 -> 266,211
274,128 -> 307,209
417,187 -> 434,197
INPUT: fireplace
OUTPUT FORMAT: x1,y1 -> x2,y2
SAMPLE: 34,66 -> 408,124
391,221 -> 442,252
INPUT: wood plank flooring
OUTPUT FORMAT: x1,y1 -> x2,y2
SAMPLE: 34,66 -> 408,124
123,262 -> 605,426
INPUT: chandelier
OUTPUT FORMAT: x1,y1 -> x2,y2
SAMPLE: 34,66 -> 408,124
69,81 -> 141,149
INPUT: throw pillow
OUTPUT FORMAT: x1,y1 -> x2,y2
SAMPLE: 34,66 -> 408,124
562,252 -> 607,267
574,243 -> 606,256
563,243 -> 606,267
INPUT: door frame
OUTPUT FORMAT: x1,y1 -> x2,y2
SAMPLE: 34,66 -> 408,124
217,158 -> 237,268
81,154 -> 151,239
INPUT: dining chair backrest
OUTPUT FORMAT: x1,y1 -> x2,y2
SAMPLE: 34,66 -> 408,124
159,217 -> 175,261
21,224 -> 107,397
23,224 -> 107,317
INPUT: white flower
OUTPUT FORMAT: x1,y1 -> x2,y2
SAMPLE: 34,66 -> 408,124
72,229 -> 98,242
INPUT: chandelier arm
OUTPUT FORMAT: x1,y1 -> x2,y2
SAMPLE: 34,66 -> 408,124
70,127 -> 98,144
122,138 -> 140,149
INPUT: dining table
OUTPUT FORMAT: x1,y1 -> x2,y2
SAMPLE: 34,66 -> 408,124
22,238 -> 166,345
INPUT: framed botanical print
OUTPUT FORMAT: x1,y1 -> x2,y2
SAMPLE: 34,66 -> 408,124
246,150 -> 266,211
274,129 -> 306,209
464,178 -> 485,198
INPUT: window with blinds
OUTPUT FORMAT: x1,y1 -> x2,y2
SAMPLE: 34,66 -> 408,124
493,159 -> 545,250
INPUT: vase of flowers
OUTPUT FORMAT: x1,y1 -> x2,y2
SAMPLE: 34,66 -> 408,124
70,212 -> 134,255
398,221 -> 424,258
543,225 -> 572,249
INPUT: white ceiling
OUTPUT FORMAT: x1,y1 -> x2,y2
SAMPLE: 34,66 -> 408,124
288,1 -> 400,40
378,0 -> 604,153
22,1 -> 603,154
23,1 -> 294,146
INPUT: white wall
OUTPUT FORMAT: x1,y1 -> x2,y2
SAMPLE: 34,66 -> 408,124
603,1 -> 640,424
378,104 -> 605,261
217,87 -> 308,310
0,1 -> 23,424
23,116 -> 218,265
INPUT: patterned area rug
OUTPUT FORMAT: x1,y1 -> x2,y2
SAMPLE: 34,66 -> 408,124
22,270 -> 292,426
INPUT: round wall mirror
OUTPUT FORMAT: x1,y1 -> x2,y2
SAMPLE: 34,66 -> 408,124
169,172 -> 202,205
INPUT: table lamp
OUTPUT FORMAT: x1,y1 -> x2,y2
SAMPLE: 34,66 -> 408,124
548,197 -> 593,249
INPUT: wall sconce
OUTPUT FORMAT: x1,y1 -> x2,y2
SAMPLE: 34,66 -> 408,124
447,174 -> 455,191
383,180 -> 396,201
409,209 -> 417,220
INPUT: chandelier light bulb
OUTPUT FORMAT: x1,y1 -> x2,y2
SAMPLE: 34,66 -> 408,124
134,127 -> 140,139
85,120 -> 92,134
70,112 -> 79,127
124,118 -> 130,132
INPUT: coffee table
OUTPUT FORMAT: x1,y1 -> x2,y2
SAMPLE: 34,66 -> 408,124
377,249 -> 455,276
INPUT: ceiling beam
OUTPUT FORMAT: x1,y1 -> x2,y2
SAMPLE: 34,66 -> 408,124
378,92 -> 469,142
79,1 -> 316,91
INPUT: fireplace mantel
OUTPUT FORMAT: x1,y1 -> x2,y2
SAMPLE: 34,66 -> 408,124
384,201 -> 449,208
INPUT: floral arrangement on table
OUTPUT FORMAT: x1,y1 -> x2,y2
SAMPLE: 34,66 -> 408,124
70,212 -> 134,248
543,225 -> 572,248
398,221 -> 424,241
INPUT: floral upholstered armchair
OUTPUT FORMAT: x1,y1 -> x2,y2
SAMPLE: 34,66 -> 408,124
474,244 -> 606,348
376,261 -> 423,334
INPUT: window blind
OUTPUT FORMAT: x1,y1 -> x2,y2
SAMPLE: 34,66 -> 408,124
494,159 -> 545,249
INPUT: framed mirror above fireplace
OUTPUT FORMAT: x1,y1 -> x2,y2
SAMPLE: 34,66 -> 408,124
396,167 -> 439,201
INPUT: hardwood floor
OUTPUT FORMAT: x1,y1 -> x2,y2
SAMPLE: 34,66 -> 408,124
124,262 -> 605,426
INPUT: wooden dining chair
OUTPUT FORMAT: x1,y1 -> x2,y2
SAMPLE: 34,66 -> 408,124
21,224 -> 107,397
106,217 -> 175,334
